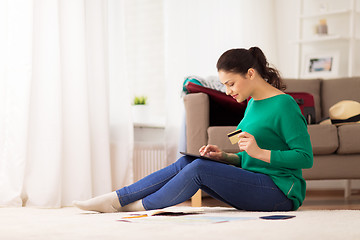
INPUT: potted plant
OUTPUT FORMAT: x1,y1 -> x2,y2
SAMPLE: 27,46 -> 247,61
132,96 -> 148,123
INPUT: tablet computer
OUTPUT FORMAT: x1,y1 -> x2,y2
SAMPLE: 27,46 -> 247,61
179,152 -> 230,165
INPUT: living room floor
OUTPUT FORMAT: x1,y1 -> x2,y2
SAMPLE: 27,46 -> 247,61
178,190 -> 360,210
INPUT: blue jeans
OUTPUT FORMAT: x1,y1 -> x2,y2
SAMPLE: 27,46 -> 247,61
116,156 -> 293,211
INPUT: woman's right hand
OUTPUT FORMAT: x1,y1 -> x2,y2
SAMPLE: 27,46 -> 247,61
199,144 -> 226,160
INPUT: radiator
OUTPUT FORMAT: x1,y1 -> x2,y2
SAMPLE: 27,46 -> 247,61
133,143 -> 167,181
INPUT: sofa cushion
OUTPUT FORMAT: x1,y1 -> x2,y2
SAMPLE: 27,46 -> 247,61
207,126 -> 239,153
336,124 -> 360,154
321,77 -> 360,119
307,124 -> 338,155
283,78 -> 321,123
303,154 -> 360,180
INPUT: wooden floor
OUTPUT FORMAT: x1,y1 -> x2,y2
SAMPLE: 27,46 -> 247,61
178,190 -> 360,210
301,189 -> 360,210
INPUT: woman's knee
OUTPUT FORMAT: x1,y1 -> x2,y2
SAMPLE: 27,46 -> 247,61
185,158 -> 214,175
172,156 -> 194,171
189,158 -> 207,168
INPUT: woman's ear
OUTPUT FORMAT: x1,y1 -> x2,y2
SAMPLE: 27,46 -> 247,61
247,68 -> 255,79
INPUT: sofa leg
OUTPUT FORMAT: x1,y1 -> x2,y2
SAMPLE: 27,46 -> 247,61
191,190 -> 202,207
344,180 -> 351,199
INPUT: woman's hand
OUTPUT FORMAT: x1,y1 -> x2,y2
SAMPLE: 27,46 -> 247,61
238,132 -> 271,163
199,144 -> 226,160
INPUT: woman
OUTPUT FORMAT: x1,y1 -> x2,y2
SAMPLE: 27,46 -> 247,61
73,47 -> 313,212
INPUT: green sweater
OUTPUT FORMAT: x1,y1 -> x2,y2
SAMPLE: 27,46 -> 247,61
236,94 -> 313,210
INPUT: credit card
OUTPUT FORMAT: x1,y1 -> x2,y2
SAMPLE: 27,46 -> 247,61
227,129 -> 242,145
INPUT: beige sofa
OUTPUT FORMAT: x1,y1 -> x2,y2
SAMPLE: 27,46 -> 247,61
184,77 -> 360,207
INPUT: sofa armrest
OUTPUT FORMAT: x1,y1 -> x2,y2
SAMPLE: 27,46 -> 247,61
184,93 -> 210,154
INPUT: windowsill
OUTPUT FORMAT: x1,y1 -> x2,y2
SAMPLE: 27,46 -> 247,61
133,116 -> 166,129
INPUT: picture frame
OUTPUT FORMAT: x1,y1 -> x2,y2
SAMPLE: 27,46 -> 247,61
303,52 -> 339,78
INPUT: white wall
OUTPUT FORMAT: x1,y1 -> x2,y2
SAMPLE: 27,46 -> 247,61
164,0 -> 279,79
168,0 -> 310,78
274,0 -> 300,78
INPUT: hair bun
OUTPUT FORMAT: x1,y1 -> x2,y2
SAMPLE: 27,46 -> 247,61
217,47 -> 285,90
249,47 -> 267,67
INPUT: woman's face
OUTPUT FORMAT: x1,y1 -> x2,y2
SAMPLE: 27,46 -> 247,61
218,70 -> 252,103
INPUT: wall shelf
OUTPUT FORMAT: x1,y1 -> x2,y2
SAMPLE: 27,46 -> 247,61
300,9 -> 351,19
295,35 -> 349,44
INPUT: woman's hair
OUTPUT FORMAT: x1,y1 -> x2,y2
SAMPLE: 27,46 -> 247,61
216,47 -> 286,90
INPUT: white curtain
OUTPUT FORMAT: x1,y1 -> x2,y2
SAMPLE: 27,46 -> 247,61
163,0 -> 278,162
0,0 -> 133,208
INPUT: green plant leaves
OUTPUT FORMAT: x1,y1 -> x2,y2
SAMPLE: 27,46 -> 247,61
133,96 -> 147,105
